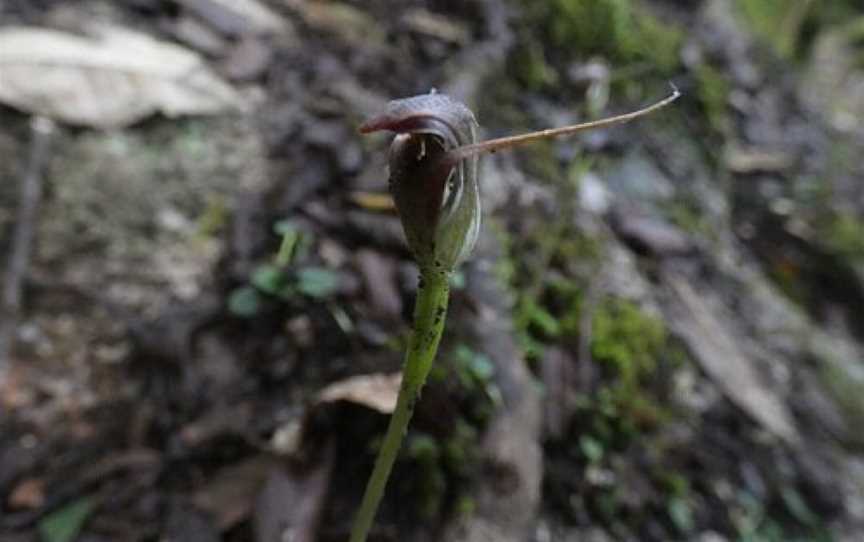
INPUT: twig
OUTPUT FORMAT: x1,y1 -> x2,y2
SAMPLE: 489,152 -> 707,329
0,116 -> 55,376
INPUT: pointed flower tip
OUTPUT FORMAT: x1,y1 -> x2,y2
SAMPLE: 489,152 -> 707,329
358,118 -> 383,134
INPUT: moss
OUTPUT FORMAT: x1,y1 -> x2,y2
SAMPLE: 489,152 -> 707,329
584,298 -> 675,434
547,277 -> 584,337
518,139 -> 561,184
735,0 -> 814,59
489,221 -> 517,289
630,7 -> 684,73
522,0 -> 684,73
404,423 -> 483,520
660,197 -> 717,241
513,40 -> 559,91
554,232 -> 604,268
656,471 -> 690,498
818,212 -> 864,263
695,63 -> 732,134
591,298 -> 667,389
407,345 -> 496,521
735,0 -> 860,60
195,194 -> 229,238
443,419 -> 482,477
406,433 -> 447,519
535,289 -> 693,532
819,361 -> 864,444
542,296 -> 677,440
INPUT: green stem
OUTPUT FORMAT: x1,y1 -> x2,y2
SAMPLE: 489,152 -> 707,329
349,269 -> 450,542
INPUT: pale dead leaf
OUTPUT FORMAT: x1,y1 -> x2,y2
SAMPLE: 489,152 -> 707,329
181,0 -> 293,36
723,145 -> 794,173
667,276 -> 799,443
0,25 -> 241,128
289,1 -> 387,49
401,8 -> 470,45
316,372 -> 401,414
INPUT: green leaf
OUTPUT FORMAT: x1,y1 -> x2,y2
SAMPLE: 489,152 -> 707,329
668,496 -> 694,533
516,296 -> 561,339
251,264 -> 286,295
296,267 -> 340,299
579,435 -> 604,463
273,219 -> 296,236
228,286 -> 261,317
781,487 -> 818,527
408,433 -> 440,461
468,353 -> 494,381
38,496 -> 95,542
449,271 -> 466,290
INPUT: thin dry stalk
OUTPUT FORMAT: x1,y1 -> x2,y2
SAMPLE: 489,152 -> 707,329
0,116 -> 55,376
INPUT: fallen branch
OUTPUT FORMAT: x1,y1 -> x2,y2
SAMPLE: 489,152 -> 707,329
0,116 -> 55,377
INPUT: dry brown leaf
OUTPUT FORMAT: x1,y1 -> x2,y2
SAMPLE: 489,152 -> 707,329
0,365 -> 36,410
348,191 -> 396,212
254,441 -> 334,542
355,249 -> 403,320
7,477 -> 46,510
316,372 -> 401,414
0,25 -> 241,128
192,455 -> 277,531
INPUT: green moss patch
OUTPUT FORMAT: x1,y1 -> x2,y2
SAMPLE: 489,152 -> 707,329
521,0 -> 684,73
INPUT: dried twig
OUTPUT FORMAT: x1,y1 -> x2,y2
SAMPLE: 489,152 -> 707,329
0,116 -> 55,376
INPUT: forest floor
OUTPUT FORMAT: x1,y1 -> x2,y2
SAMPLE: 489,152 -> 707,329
2,1 -> 864,541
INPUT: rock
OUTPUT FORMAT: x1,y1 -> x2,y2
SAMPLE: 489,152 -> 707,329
611,205 -> 694,256
221,36 -> 273,82
605,152 -> 675,202
578,172 -> 612,214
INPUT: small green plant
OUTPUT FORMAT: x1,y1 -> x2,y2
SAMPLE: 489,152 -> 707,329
349,88 -> 678,542
38,496 -> 95,542
227,221 -> 340,317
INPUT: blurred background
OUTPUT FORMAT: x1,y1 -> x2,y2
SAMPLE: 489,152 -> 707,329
1,0 -> 863,541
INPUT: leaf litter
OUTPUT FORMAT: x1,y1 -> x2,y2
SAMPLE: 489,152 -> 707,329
0,24 -> 241,128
